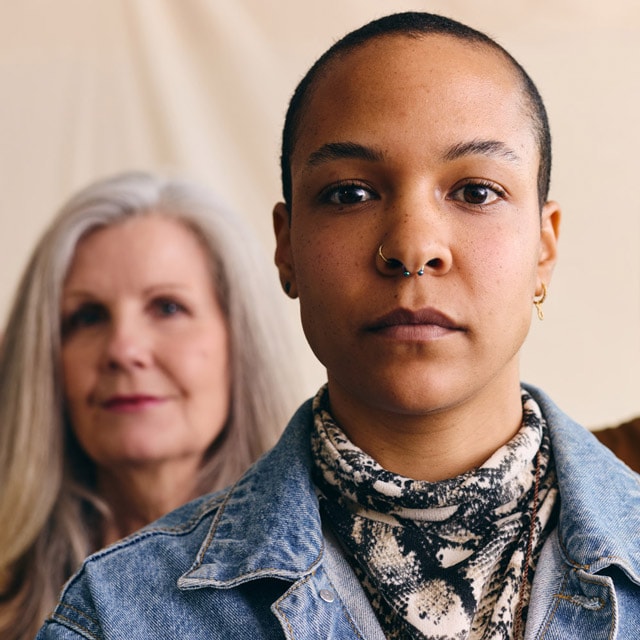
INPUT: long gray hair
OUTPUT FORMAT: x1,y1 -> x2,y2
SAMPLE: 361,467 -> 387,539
0,171 -> 301,638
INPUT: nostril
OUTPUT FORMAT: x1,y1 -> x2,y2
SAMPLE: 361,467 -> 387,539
378,245 -> 403,269
377,244 -> 450,278
377,244 -> 410,276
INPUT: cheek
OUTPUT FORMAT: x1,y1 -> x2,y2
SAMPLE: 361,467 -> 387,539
61,349 -> 95,450
173,330 -> 230,395
465,219 -> 540,286
179,334 -> 232,442
293,227 -> 370,301
61,344 -> 92,403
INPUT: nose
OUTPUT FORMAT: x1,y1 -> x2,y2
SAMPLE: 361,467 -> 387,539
101,314 -> 152,371
375,197 -> 453,278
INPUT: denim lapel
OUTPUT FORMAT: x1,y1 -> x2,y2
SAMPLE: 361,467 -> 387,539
526,383 -> 640,583
179,399 -> 324,587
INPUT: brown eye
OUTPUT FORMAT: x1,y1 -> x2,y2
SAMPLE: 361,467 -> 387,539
450,181 -> 504,206
323,182 -> 376,205
463,184 -> 491,204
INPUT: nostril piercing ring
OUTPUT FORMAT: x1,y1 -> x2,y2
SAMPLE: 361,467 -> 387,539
378,244 -> 426,277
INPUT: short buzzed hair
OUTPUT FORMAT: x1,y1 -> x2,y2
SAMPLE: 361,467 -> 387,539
280,11 -> 551,210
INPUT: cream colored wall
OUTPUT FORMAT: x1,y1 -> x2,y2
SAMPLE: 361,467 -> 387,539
1,0 -> 638,427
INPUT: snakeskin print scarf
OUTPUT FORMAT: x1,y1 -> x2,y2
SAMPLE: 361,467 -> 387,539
312,386 -> 558,639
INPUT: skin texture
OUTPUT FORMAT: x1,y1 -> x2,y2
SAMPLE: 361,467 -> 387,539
61,215 -> 230,541
274,34 -> 560,481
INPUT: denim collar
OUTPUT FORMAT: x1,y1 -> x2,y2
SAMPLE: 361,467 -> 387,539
180,386 -> 640,590
179,399 -> 322,587
530,384 -> 640,582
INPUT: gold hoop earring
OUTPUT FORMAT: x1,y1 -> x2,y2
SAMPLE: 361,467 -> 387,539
533,283 -> 547,321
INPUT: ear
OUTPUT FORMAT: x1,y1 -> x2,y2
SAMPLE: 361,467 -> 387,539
536,200 -> 561,292
273,202 -> 298,298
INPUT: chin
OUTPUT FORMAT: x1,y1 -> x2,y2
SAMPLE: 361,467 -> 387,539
354,382 -> 458,417
99,440 -> 178,467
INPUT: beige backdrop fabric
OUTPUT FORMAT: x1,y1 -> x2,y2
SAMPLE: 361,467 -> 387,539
0,0 -> 638,427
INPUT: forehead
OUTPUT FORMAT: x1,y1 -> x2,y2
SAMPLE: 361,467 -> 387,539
292,34 -> 536,172
66,215 -> 210,287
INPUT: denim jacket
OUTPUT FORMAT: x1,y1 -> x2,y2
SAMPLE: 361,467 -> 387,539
38,385 -> 640,639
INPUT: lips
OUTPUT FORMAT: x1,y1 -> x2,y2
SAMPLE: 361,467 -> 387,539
366,307 -> 464,338
101,395 -> 165,411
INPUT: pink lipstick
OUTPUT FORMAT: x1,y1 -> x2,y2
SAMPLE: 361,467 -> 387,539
102,395 -> 165,413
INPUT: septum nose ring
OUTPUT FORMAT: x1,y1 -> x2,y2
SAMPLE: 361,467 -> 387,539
377,244 -> 426,277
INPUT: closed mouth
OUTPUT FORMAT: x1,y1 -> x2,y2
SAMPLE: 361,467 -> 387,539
366,307 -> 464,333
102,395 -> 164,409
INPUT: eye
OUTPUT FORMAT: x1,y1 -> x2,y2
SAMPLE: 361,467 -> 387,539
321,182 -> 377,206
152,298 -> 187,318
450,181 -> 506,206
62,303 -> 107,336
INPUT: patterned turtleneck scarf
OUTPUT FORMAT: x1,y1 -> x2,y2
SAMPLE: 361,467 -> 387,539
311,386 -> 558,640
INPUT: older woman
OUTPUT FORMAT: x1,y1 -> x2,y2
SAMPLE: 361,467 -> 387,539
39,12 -> 640,640
0,171 -> 301,639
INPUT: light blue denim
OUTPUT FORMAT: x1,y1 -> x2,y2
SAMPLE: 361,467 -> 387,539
38,385 -> 640,639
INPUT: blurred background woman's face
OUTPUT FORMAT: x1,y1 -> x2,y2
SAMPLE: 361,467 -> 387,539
60,215 -> 230,476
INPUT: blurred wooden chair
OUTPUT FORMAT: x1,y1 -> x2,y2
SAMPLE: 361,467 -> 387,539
594,416 -> 640,473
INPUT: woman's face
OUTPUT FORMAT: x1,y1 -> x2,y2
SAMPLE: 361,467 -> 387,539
61,215 -> 230,474
275,34 -> 559,422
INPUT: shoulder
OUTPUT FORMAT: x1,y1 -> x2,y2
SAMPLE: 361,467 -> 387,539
75,490 -> 227,580
525,384 -> 640,582
38,399 -> 320,637
525,383 -> 640,491
524,383 -> 640,473
36,491 -> 229,638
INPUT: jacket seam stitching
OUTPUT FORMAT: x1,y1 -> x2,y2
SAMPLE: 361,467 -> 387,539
325,575 -> 365,639
273,573 -> 315,639
189,485 -> 236,570
554,593 -> 605,610
51,613 -> 99,640
82,495 -> 226,566
57,602 -> 100,625
539,568 -> 570,638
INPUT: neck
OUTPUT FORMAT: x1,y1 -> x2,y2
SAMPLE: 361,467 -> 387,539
326,376 -> 524,482
97,461 -> 201,546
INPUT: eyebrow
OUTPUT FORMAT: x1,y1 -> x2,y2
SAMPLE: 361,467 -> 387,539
62,283 -> 190,301
305,138 -> 521,169
306,142 -> 384,167
442,139 -> 521,164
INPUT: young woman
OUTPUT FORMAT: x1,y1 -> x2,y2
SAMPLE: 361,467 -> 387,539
38,13 -> 640,640
0,171 -> 301,639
